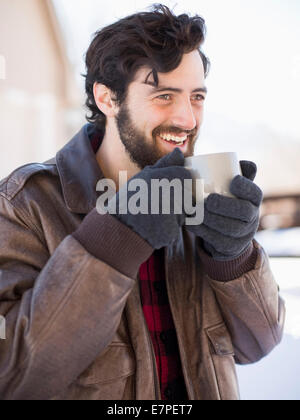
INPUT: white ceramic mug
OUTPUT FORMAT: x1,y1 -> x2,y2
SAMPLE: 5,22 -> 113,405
184,152 -> 242,200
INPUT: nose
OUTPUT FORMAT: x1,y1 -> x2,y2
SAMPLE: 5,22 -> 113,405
170,97 -> 197,131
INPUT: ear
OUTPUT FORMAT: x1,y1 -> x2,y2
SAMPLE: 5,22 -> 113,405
93,83 -> 118,118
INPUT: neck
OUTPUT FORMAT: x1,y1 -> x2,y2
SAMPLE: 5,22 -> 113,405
96,119 -> 140,192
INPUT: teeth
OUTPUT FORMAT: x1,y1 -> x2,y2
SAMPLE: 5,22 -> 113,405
160,133 -> 188,143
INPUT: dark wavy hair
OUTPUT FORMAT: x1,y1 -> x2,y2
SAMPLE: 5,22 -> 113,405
84,4 -> 210,129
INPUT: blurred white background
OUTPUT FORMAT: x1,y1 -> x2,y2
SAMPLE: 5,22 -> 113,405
0,0 -> 300,400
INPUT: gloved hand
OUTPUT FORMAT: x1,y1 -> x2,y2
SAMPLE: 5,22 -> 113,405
186,160 -> 263,260
107,148 -> 193,250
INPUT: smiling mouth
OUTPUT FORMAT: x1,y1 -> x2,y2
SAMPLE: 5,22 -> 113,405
158,135 -> 189,148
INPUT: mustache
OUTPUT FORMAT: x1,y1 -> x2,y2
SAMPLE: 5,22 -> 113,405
153,126 -> 197,137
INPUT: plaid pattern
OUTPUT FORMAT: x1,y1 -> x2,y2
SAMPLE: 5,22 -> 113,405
89,125 -> 104,153
139,248 -> 187,400
90,127 -> 187,400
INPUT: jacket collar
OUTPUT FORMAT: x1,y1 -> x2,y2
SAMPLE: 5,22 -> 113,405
56,124 -> 104,214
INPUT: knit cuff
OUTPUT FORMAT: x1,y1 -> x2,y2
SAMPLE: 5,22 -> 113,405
72,210 -> 154,279
198,241 -> 258,282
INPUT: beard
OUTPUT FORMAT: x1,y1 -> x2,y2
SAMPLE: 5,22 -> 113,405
115,101 -> 197,170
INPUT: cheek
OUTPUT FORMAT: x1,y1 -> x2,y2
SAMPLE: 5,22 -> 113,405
142,107 -> 169,135
194,106 -> 204,127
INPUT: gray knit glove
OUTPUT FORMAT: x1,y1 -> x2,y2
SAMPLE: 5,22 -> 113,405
107,148 -> 193,250
186,161 -> 263,260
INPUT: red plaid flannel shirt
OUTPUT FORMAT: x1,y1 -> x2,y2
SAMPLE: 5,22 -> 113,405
139,248 -> 187,400
91,128 -> 187,400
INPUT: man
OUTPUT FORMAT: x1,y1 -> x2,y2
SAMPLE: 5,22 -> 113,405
0,4 -> 284,400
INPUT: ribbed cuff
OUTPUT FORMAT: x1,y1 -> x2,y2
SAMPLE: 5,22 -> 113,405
198,241 -> 258,282
72,210 -> 154,279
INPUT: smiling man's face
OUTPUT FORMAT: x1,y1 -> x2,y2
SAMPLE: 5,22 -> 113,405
115,49 -> 207,169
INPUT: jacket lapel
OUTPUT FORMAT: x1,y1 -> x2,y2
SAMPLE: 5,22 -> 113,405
55,124 -> 104,214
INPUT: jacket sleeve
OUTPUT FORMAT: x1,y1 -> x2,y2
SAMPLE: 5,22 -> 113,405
0,195 -> 152,400
199,240 -> 285,364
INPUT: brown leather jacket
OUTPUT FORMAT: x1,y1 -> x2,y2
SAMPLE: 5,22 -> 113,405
0,125 -> 285,400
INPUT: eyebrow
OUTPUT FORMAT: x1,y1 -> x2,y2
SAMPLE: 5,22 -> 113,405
143,82 -> 208,95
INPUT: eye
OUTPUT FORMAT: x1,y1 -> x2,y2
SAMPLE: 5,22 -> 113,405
157,94 -> 172,101
193,94 -> 206,102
